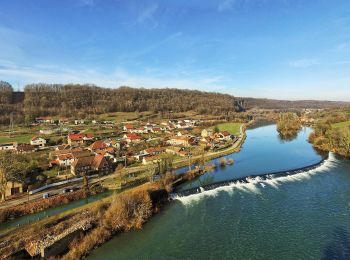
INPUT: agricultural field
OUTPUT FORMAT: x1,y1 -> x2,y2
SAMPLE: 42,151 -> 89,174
0,135 -> 33,144
332,120 -> 350,129
212,122 -> 242,136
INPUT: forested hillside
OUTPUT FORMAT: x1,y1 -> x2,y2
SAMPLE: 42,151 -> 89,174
238,97 -> 349,110
1,81 -> 349,125
0,82 -> 236,124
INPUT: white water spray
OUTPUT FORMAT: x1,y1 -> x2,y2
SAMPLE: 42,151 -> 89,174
175,153 -> 336,205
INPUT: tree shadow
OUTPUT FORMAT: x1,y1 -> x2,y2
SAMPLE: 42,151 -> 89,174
322,227 -> 350,260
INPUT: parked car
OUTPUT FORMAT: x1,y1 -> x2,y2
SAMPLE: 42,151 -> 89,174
43,192 -> 50,199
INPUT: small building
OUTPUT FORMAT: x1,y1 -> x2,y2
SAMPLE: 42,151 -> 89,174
142,155 -> 161,165
57,153 -> 75,167
201,129 -> 213,138
35,117 -> 54,124
89,140 -> 108,151
123,124 -> 134,132
67,133 -> 94,145
123,133 -> 141,143
0,142 -> 17,151
2,181 -> 23,197
167,136 -> 195,147
30,137 -> 47,148
74,119 -> 85,125
59,118 -> 69,124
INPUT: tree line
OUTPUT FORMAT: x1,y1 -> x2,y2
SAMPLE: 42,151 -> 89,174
0,82 -> 237,124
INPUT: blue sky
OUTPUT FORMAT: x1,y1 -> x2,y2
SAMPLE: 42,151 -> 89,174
0,0 -> 350,101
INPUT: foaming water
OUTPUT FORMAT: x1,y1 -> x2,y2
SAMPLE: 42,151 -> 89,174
175,152 -> 337,206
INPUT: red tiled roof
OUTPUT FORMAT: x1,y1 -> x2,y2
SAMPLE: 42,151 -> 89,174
68,133 -> 94,141
90,140 -> 108,150
125,133 -> 141,140
58,154 -> 74,161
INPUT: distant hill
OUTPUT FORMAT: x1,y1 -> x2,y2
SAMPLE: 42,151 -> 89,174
236,97 -> 350,110
0,81 -> 349,124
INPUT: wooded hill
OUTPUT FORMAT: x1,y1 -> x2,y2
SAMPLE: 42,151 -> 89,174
236,97 -> 349,110
0,81 -> 349,124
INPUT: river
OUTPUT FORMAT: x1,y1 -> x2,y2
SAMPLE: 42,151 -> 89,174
88,124 -> 350,259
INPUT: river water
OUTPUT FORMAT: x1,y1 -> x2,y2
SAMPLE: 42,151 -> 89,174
89,124 -> 350,259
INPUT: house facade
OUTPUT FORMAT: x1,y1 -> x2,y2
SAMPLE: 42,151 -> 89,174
0,142 -> 17,151
30,137 -> 47,147
71,154 -> 112,176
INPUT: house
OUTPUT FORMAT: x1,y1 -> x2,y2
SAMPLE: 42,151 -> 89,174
123,124 -> 134,132
35,117 -> 54,124
71,154 -> 112,176
215,131 -> 232,141
201,129 -> 213,138
57,153 -> 75,167
74,119 -> 85,125
0,142 -> 17,151
67,133 -> 94,145
2,181 -> 23,198
16,144 -> 35,154
167,136 -> 195,147
134,127 -> 147,134
151,127 -> 162,133
142,155 -> 161,165
123,133 -> 141,143
30,137 -> 47,148
59,118 -> 69,124
51,149 -> 92,167
89,140 -> 108,151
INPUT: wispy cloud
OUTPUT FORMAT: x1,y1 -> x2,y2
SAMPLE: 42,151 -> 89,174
0,61 -> 228,93
335,42 -> 350,51
218,0 -> 235,12
135,3 -> 159,29
289,58 -> 319,68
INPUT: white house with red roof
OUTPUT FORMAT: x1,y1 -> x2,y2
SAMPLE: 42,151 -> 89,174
123,133 -> 141,143
123,124 -> 134,132
30,136 -> 46,147
67,133 -> 94,145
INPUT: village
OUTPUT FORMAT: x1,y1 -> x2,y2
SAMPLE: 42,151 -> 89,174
0,115 -> 244,203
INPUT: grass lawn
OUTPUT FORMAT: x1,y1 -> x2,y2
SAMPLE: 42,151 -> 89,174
212,122 -> 242,136
332,120 -> 350,129
0,135 -> 33,144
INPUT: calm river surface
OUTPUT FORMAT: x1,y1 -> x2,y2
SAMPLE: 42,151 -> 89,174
89,124 -> 350,259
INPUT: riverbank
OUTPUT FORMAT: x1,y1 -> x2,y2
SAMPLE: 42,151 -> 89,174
0,165 -> 214,258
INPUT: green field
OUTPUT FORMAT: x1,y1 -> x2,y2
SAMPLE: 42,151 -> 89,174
212,123 -> 242,136
332,120 -> 350,129
0,135 -> 33,144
